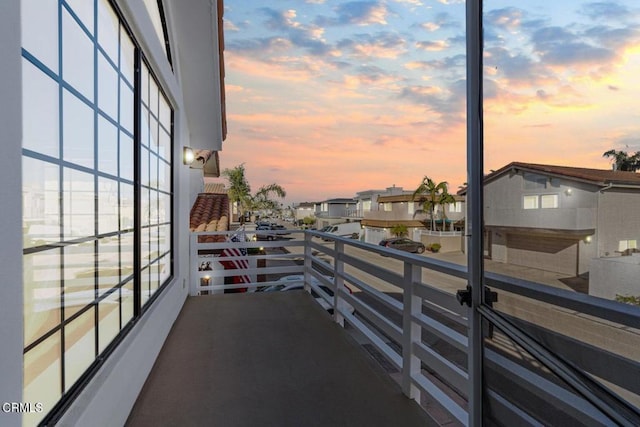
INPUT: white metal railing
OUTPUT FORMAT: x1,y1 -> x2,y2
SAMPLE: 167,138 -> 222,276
189,229 -> 640,426
417,229 -> 463,237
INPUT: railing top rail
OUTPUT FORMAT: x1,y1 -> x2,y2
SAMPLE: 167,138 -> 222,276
305,230 -> 468,280
485,271 -> 640,330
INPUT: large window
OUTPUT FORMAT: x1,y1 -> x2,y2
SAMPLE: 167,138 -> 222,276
21,0 -> 173,424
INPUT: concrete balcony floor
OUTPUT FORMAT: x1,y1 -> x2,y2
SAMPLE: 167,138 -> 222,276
127,291 -> 436,426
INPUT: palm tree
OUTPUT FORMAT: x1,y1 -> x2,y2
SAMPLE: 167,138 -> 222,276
390,224 -> 408,237
222,164 -> 252,221
603,149 -> 640,172
412,176 -> 456,231
252,183 -> 287,214
222,165 -> 287,220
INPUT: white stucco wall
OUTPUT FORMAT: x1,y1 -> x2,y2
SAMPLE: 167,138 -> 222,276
590,256 -> 640,300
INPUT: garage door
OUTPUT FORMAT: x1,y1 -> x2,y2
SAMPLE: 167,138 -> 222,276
506,234 -> 577,276
365,227 -> 386,245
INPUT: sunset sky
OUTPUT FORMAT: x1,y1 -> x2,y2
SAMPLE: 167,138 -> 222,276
217,0 -> 640,204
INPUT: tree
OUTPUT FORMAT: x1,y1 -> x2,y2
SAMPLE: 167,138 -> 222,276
222,164 -> 287,221
603,149 -> 640,172
252,183 -> 287,214
222,164 -> 252,220
412,176 -> 456,231
391,224 -> 408,237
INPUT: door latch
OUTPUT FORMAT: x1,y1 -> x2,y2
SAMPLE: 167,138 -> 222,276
456,285 -> 498,307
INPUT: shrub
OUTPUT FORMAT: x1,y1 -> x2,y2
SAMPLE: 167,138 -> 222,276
615,294 -> 640,306
428,243 -> 441,253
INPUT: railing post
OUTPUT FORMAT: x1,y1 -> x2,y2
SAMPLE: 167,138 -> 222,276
333,240 -> 345,327
304,232 -> 312,294
189,233 -> 199,296
402,261 -> 421,401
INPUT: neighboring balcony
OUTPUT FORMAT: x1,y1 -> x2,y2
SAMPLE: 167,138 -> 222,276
129,230 -> 640,426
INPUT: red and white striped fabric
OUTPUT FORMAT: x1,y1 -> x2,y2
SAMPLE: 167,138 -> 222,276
220,230 -> 251,285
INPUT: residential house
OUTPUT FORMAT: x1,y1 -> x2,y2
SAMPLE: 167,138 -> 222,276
293,202 -> 316,226
360,186 -> 465,250
4,1 -> 226,425
315,198 -> 358,229
481,162 -> 640,280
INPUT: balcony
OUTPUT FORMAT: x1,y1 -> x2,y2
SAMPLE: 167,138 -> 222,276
128,230 -> 640,426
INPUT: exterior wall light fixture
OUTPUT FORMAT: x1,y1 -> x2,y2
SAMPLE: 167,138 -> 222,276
584,236 -> 592,244
183,146 -> 194,165
565,188 -> 573,196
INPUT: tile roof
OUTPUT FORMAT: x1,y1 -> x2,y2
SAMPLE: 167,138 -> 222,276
189,193 -> 229,243
459,162 -> 640,194
203,182 -> 227,194
494,162 -> 640,185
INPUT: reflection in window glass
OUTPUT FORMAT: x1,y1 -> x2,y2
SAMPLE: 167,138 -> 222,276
64,309 -> 96,392
63,168 -> 95,238
98,52 -> 119,119
120,132 -> 134,181
98,116 -> 118,177
97,0 -> 119,63
23,333 -> 62,427
523,195 -> 538,210
121,184 -> 134,230
63,90 -> 94,168
23,250 -> 61,347
23,157 -> 60,249
62,9 -> 94,101
63,243 -> 96,318
22,59 -> 60,158
121,232 -> 134,280
142,0 -> 169,60
120,26 -> 135,84
120,81 -> 134,133
98,177 -> 119,234
21,0 -> 59,73
98,290 -> 121,353
121,279 -> 134,324
98,237 -> 120,294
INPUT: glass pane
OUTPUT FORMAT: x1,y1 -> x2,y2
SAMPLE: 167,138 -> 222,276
22,59 -> 60,158
149,261 -> 160,296
63,242 -> 96,318
158,127 -> 170,163
23,332 -> 62,427
121,279 -> 134,325
121,232 -> 134,280
141,226 -> 151,265
120,26 -> 135,84
141,186 -> 150,227
158,192 -> 170,224
140,106 -> 150,148
149,73 -> 159,117
97,0 -> 119,63
63,89 -> 94,169
98,289 -> 120,353
98,52 -> 119,119
64,0 -> 94,29
159,224 -> 170,256
160,160 -> 171,193
98,115 -> 118,176
120,183 -> 134,230
149,190 -> 159,225
120,80 -> 134,133
24,249 -> 61,347
149,225 -> 159,261
98,177 -> 119,234
142,0 -> 169,60
149,116 -> 159,154
23,157 -> 60,249
62,9 -> 94,102
63,168 -> 95,239
64,308 -> 96,392
159,254 -> 171,285
150,152 -> 158,189
141,146 -> 150,187
22,0 -> 59,73
98,236 -> 120,295
159,95 -> 171,130
120,131 -> 134,181
141,266 -> 150,306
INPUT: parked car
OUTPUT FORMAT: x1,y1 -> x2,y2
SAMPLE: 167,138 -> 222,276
379,238 -> 425,254
321,222 -> 361,240
259,275 -> 355,314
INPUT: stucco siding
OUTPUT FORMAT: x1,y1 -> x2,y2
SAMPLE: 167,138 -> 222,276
597,190 -> 640,257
